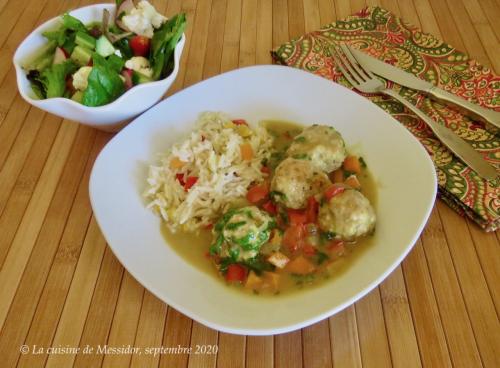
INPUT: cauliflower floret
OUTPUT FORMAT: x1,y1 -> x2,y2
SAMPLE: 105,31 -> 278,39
72,66 -> 92,91
121,0 -> 167,38
125,56 -> 153,77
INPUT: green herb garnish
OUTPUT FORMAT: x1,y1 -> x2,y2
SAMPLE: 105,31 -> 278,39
292,153 -> 309,160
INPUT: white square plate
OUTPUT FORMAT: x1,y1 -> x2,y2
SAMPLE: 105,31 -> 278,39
90,65 -> 437,335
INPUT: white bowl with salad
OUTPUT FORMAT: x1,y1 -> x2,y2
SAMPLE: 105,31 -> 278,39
13,1 -> 186,131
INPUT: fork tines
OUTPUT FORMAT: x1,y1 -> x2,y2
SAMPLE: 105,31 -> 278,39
330,44 -> 375,85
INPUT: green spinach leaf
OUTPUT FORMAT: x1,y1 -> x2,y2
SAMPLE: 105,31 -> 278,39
82,53 -> 124,106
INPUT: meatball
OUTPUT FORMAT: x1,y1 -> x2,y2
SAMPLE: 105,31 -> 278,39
318,188 -> 376,241
287,125 -> 347,172
212,206 -> 275,261
271,158 -> 331,209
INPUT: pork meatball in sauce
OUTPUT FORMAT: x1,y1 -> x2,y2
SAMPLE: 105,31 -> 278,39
318,187 -> 376,241
271,157 -> 331,209
287,125 -> 347,172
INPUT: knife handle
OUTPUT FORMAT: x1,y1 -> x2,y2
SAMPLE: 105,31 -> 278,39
428,86 -> 500,129
383,88 -> 498,182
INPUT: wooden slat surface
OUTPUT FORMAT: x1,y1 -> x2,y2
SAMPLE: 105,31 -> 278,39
0,1 -> 499,367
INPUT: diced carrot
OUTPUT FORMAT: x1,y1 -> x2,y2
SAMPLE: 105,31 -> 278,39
305,197 -> 319,223
343,155 -> 361,174
286,255 -> 315,275
324,185 -> 345,201
226,264 -> 247,282
283,225 -> 306,252
344,175 -> 361,189
270,230 -> 282,246
232,119 -> 248,126
240,143 -> 253,161
263,272 -> 281,290
246,183 -> 269,203
262,200 -> 277,215
330,169 -> 344,183
170,156 -> 186,169
287,209 -> 308,225
245,271 -> 263,289
267,252 -> 290,269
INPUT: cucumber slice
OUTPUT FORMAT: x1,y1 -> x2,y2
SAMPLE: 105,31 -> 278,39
70,46 -> 92,66
96,35 -> 115,57
75,31 -> 96,50
132,71 -> 153,85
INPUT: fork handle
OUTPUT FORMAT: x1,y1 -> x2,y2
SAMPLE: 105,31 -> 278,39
382,88 -> 498,182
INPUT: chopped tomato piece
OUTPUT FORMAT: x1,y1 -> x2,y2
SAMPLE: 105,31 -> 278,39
176,173 -> 185,186
328,240 -> 345,255
226,264 -> 247,282
344,175 -> 361,189
262,200 -> 277,215
240,143 -> 253,161
246,183 -> 269,203
287,209 -> 308,226
343,155 -> 361,174
305,197 -> 319,224
303,244 -> 317,256
204,223 -> 213,230
330,169 -> 344,184
261,166 -> 271,174
324,185 -> 345,201
232,119 -> 248,126
130,35 -> 151,57
184,176 -> 198,191
283,224 -> 306,252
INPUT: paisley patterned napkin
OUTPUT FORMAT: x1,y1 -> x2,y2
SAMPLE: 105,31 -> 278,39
272,6 -> 499,232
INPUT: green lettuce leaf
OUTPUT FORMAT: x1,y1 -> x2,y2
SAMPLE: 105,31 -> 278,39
61,13 -> 88,33
82,53 -> 124,106
28,60 -> 78,98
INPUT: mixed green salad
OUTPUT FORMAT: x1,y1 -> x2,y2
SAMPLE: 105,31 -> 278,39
23,0 -> 186,106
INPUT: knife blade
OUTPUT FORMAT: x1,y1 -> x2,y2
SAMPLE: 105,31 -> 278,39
350,48 -> 500,129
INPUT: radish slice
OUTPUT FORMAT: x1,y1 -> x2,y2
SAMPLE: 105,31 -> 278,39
53,47 -> 67,65
121,69 -> 133,89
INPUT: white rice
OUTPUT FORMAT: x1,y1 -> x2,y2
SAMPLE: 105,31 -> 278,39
144,112 -> 273,232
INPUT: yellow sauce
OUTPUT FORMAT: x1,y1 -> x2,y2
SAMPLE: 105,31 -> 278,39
162,120 -> 377,296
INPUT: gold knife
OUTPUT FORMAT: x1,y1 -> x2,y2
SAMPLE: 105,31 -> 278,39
350,48 -> 500,129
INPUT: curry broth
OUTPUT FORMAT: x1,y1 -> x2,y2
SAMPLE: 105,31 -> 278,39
162,120 -> 377,296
